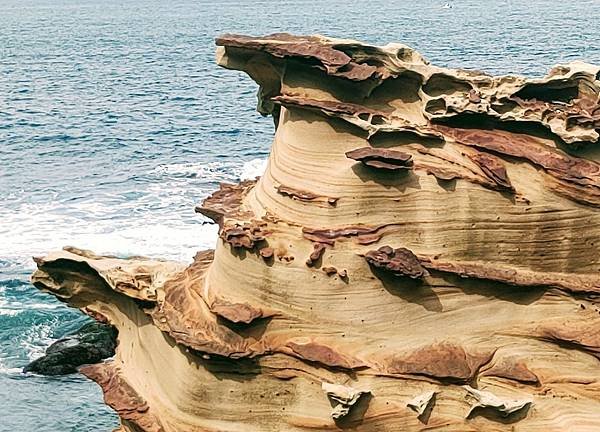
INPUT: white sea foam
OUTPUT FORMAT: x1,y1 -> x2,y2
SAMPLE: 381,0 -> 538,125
153,157 -> 267,182
0,287 -> 20,317
0,207 -> 219,269
0,359 -> 22,375
1,301 -> 60,313
239,158 -> 267,180
20,320 -> 59,361
153,161 -> 234,181
0,321 -> 59,374
0,158 -> 267,269
0,308 -> 21,317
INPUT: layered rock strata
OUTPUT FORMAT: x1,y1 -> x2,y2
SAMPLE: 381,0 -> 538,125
32,34 -> 600,431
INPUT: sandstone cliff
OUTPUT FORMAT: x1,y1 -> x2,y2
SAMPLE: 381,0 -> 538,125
32,34 -> 600,431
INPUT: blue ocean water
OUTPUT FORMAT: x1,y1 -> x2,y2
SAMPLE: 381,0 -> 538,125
1,0 -> 599,430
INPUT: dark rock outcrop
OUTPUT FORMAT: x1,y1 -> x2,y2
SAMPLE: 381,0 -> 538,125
24,321 -> 117,375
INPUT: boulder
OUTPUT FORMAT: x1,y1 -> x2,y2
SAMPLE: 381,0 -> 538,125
24,321 -> 117,375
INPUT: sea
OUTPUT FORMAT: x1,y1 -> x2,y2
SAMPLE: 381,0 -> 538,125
1,0 -> 599,430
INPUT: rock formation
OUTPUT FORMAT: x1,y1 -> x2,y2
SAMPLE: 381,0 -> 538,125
31,34 -> 600,431
24,321 -> 117,375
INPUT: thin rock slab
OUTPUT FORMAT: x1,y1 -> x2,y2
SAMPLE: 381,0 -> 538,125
464,386 -> 533,419
321,382 -> 371,419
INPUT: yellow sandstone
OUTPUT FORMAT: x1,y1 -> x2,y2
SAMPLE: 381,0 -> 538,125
32,33 -> 600,431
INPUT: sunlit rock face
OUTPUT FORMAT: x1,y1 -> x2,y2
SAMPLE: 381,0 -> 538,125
32,34 -> 600,431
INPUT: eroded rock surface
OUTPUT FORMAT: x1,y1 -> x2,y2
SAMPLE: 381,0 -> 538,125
31,33 -> 600,431
407,390 -> 437,418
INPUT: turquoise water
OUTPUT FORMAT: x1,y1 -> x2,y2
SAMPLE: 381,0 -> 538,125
1,0 -> 599,430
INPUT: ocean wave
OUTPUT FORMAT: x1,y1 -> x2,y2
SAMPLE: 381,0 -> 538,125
153,161 -> 231,179
0,287 -> 20,317
0,360 -> 22,376
20,320 -> 59,361
0,213 -> 219,269
0,309 -> 21,317
0,186 -> 222,268
0,302 -> 61,316
0,158 -> 266,267
0,305 -> 23,317
240,158 -> 267,180
153,157 -> 266,182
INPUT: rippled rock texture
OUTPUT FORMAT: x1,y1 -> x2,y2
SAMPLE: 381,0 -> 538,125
32,34 -> 600,431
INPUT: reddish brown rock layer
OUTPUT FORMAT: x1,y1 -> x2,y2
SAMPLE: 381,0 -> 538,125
346,147 -> 414,171
80,362 -> 165,432
364,246 -> 427,279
